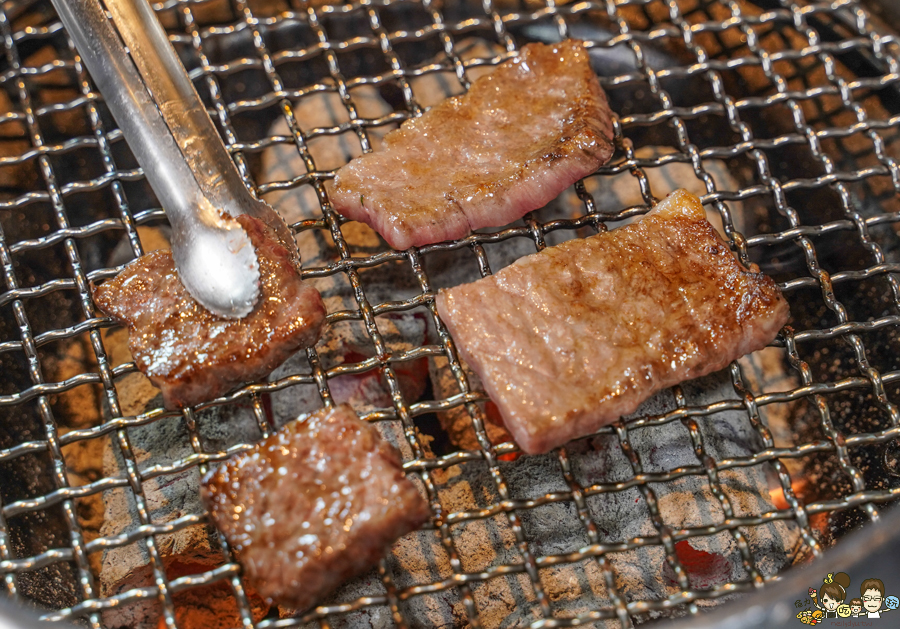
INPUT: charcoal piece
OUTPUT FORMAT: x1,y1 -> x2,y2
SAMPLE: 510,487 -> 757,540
99,404 -> 270,629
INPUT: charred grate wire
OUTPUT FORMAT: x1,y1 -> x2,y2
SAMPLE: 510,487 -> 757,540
0,0 -> 898,627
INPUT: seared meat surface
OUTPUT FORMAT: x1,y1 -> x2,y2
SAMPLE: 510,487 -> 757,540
331,40 -> 615,250
93,215 -> 326,409
436,189 -> 790,454
201,404 -> 430,610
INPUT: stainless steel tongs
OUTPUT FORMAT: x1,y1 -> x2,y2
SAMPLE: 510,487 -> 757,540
50,0 -> 298,318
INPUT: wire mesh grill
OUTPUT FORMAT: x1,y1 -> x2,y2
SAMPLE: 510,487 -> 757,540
0,0 -> 899,627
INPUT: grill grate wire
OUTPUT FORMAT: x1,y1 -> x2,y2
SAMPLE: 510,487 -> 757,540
0,0 -> 899,627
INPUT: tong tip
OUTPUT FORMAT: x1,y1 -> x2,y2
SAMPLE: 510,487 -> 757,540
173,219 -> 261,319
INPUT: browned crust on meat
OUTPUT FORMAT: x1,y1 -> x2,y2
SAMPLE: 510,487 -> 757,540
92,215 -> 326,409
331,40 -> 615,250
436,189 -> 790,454
201,404 -> 430,610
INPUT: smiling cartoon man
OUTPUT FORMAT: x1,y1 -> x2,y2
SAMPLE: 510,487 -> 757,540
860,578 -> 893,619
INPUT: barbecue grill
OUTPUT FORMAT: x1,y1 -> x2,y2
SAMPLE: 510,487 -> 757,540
1,0 -> 899,627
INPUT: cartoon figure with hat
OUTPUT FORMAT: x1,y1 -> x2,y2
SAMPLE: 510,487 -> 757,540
809,573 -> 851,619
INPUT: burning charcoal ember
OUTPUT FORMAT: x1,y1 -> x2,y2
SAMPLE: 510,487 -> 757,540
45,336 -> 110,575
265,309 -> 428,429
385,532 -> 469,625
571,372 -> 801,608
279,529 -> 468,627
99,404 -> 270,629
436,189 -> 790,454
735,346 -> 827,546
277,574 -> 393,627
737,348 -> 810,496
201,404 -> 431,610
428,355 -> 512,450
388,371 -> 800,628
434,458 -> 636,626
331,41 -> 615,250
93,215 -> 327,410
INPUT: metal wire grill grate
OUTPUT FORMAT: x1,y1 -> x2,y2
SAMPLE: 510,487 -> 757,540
0,0 -> 900,627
